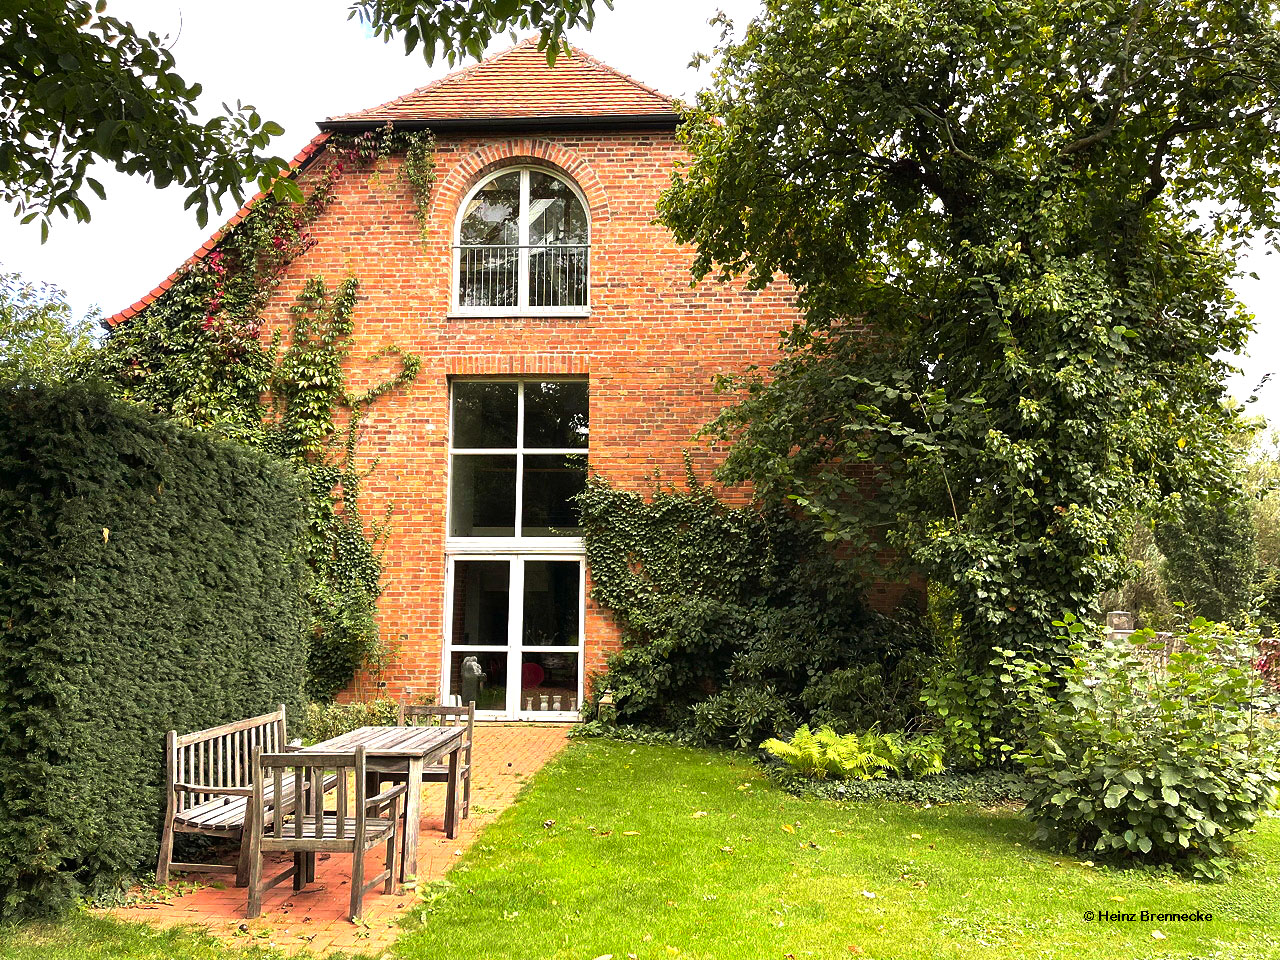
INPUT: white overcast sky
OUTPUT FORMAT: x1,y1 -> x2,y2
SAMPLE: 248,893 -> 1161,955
1,0 -> 1277,425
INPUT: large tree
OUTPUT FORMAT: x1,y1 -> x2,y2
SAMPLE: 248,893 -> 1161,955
1,0 -> 609,235
660,0 -> 1280,662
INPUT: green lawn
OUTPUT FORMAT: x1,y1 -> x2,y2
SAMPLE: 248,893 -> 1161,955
4,739 -> 1280,959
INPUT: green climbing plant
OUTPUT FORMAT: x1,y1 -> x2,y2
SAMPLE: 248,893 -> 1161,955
578,467 -> 934,747
89,125 -> 435,699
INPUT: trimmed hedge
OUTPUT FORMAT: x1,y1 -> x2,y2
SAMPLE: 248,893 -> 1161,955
0,384 -> 309,918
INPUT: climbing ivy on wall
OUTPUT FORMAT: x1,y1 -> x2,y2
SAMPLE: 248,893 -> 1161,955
578,467 -> 934,747
89,124 -> 435,700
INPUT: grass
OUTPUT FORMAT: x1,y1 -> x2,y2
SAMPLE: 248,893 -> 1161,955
393,739 -> 1280,960
3,739 -> 1279,959
0,911 -> 281,959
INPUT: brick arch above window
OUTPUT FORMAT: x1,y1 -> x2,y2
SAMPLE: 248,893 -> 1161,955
432,139 -> 611,226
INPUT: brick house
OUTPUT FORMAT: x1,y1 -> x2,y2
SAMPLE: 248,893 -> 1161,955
108,40 -> 802,719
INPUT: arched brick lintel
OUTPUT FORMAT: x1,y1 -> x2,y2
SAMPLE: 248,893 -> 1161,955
431,139 -> 612,226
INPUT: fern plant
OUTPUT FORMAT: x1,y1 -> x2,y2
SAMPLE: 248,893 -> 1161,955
762,725 -> 946,782
760,724 -> 831,779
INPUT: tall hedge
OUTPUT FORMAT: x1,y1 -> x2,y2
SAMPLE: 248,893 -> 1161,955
0,384 -> 309,918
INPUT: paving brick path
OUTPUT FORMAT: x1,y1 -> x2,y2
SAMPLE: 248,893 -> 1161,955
108,724 -> 570,955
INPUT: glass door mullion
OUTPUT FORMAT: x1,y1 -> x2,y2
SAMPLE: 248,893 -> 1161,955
514,382 -> 525,539
506,556 -> 524,717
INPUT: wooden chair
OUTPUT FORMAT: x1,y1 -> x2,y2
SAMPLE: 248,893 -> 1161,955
399,702 -> 475,819
247,745 -> 405,920
157,705 -> 301,886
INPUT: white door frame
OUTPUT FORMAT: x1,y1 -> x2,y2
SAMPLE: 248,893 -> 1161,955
442,553 -> 585,720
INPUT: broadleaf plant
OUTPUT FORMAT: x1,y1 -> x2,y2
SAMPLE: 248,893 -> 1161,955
1017,615 -> 1280,880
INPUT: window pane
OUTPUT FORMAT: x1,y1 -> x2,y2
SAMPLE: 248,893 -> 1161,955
451,561 -> 510,646
528,171 -> 588,245
450,650 -> 507,711
459,172 -> 520,245
520,652 -> 579,713
524,380 -> 588,448
521,454 -> 587,536
528,245 -> 588,308
458,172 -> 520,308
522,561 -> 580,646
450,455 -> 516,536
458,245 -> 519,308
528,172 -> 588,308
453,381 -> 517,448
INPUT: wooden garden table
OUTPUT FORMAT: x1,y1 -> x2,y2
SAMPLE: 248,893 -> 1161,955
298,725 -> 465,881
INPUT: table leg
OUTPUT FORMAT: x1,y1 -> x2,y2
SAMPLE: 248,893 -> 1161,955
445,746 -> 461,840
401,758 -> 423,882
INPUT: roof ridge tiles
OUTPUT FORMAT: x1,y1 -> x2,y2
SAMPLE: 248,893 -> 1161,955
323,38 -> 677,126
325,37 -> 541,123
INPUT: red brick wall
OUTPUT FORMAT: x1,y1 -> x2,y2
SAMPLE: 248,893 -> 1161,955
255,129 -> 801,704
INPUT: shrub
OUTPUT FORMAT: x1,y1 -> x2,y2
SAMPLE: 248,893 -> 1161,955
303,697 -> 404,743
0,384 -> 309,918
761,725 -> 946,781
920,644 -> 1054,770
1018,614 -> 1280,880
579,474 -> 933,746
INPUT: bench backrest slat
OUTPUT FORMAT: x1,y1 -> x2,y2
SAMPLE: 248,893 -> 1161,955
166,705 -> 287,814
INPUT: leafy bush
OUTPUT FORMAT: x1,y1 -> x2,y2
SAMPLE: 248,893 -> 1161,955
1018,614 -> 1280,880
921,645 -> 1054,770
916,582 -> 1055,769
579,474 -> 933,746
303,698 -> 404,743
761,725 -> 945,781
0,384 -> 309,918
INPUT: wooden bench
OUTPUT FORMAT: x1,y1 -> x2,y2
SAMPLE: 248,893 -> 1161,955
156,705 -> 301,886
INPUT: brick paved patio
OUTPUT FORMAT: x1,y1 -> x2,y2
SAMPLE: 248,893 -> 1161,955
108,724 -> 571,955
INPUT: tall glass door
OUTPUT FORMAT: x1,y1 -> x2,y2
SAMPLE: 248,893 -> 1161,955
444,555 -> 583,719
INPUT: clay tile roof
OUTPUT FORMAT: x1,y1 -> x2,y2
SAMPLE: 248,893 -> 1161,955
322,37 -> 678,127
103,133 -> 330,328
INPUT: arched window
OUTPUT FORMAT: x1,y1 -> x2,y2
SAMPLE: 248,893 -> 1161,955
454,167 -> 589,313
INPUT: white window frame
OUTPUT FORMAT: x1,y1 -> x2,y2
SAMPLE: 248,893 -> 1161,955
450,166 -> 591,318
446,377 -> 587,554
442,555 -> 586,720
444,377 -> 588,719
